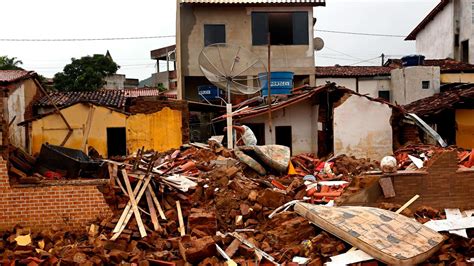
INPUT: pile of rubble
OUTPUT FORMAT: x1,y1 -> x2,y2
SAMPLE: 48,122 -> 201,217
2,143 -> 474,265
395,144 -> 474,170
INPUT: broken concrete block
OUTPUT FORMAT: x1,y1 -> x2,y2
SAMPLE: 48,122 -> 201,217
187,211 -> 217,235
257,189 -> 286,208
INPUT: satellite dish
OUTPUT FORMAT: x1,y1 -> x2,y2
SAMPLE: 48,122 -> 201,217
198,43 -> 267,149
313,37 -> 325,51
198,43 -> 267,95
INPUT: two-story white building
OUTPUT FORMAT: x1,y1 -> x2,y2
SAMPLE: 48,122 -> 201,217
406,0 -> 474,63
176,0 -> 325,101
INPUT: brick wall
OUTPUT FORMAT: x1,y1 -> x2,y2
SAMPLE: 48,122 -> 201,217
377,150 -> 474,209
0,158 -> 113,231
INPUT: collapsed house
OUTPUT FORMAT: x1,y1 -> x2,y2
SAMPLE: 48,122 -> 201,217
222,83 -> 402,161
19,90 -> 188,157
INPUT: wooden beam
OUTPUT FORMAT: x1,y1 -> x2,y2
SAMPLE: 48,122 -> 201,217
146,190 -> 161,231
176,200 -> 185,236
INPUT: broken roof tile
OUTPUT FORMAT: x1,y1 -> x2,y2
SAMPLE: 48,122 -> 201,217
0,70 -> 36,84
315,66 -> 393,78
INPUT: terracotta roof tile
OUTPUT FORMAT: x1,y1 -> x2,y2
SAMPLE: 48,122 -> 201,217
35,90 -> 127,109
386,58 -> 474,73
180,0 -> 325,5
404,84 -> 474,116
315,66 -> 393,78
124,88 -> 161,98
0,70 -> 35,84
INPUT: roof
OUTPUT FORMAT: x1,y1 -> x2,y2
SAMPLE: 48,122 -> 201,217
0,70 -> 36,84
214,83 -> 399,121
315,66 -> 393,78
124,88 -> 161,98
404,84 -> 474,117
385,58 -> 474,73
180,0 -> 325,6
151,45 -> 176,60
35,90 -> 127,109
405,0 -> 451,41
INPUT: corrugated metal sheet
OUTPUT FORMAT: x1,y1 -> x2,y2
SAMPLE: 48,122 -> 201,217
180,0 -> 324,4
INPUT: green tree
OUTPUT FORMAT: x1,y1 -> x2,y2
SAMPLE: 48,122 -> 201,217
0,56 -> 23,70
53,54 -> 119,91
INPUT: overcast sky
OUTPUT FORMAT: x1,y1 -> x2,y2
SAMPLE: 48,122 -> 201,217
0,0 -> 438,81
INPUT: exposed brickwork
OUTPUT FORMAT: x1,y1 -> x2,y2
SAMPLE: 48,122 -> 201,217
376,150 -> 474,209
0,158 -> 113,231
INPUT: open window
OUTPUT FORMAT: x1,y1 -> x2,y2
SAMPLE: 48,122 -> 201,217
462,40 -> 469,63
204,24 -> 226,46
378,91 -> 390,102
251,12 -> 308,45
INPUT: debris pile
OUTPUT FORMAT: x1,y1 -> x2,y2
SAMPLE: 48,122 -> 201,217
395,144 -> 474,170
2,143 -> 474,264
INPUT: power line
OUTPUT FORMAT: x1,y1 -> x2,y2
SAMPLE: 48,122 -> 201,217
0,35 -> 175,42
349,56 -> 382,66
323,46 -> 364,61
315,29 -> 405,38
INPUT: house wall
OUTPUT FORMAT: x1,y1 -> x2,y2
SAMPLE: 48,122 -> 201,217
415,2 -> 455,59
239,98 -> 318,155
391,66 -> 440,105
333,95 -> 393,161
375,151 -> 474,210
104,74 -> 125,90
31,103 -> 184,157
127,107 -> 183,152
0,158 -> 112,230
441,73 -> 474,83
178,5 -> 316,99
455,109 -> 474,149
315,77 -> 391,100
31,104 -> 127,156
7,79 -> 38,151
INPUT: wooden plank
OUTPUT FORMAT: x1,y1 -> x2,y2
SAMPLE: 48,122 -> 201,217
111,175 -> 151,239
176,200 -> 185,236
146,190 -> 161,231
445,209 -> 468,238
395,194 -> 420,214
148,186 -> 167,220
111,169 -> 151,240
112,178 -> 143,233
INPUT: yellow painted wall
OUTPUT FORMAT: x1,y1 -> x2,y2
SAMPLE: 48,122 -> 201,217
31,104 -> 183,157
127,107 -> 182,152
441,73 -> 474,83
456,109 -> 474,149
31,104 -> 127,156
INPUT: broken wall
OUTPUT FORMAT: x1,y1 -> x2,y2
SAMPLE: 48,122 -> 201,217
0,158 -> 112,230
333,95 -> 393,161
239,98 -> 318,155
31,104 -> 128,156
375,151 -> 474,209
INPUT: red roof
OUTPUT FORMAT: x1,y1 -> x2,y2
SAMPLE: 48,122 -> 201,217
405,0 -> 451,41
385,58 -> 474,73
35,90 -> 127,109
0,70 -> 36,84
315,66 -> 393,78
404,84 -> 474,117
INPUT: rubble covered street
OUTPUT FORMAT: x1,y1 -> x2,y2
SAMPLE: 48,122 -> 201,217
3,141 -> 474,265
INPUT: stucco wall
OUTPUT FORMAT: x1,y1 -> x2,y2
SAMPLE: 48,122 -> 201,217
415,1 -> 455,59
127,107 -> 183,152
8,83 -> 26,150
333,95 -> 393,161
441,73 -> 474,83
31,103 -> 184,157
315,77 -> 391,100
240,98 -> 318,155
31,104 -> 127,156
391,66 -> 440,105
456,109 -> 474,149
178,5 -> 316,99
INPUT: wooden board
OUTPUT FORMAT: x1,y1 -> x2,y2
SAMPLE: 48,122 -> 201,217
294,202 -> 444,265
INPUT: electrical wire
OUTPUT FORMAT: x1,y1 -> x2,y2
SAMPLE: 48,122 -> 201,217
349,56 -> 382,66
315,29 -> 405,38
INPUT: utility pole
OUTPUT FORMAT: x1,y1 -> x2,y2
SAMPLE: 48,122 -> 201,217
381,53 -> 385,66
